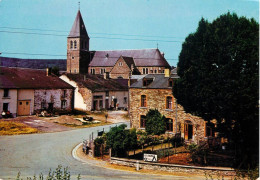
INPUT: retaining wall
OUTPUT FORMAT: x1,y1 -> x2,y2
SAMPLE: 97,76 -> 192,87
110,157 -> 236,176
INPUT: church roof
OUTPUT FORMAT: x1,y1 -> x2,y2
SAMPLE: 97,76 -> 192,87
68,10 -> 89,38
89,49 -> 170,67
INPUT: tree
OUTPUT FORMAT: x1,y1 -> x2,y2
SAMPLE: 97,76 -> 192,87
173,12 -> 259,169
145,109 -> 166,135
105,124 -> 137,157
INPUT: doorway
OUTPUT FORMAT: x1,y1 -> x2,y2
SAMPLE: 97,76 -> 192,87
184,121 -> 193,140
18,100 -> 30,116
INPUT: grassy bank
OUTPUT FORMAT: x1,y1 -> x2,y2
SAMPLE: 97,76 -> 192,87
0,121 -> 38,135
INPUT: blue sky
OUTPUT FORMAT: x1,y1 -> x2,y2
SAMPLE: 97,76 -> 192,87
0,0 -> 258,66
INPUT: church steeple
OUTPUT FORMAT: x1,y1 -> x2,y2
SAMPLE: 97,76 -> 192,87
68,10 -> 89,40
67,10 -> 90,74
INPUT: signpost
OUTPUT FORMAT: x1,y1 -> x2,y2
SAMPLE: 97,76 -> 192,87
143,154 -> 157,162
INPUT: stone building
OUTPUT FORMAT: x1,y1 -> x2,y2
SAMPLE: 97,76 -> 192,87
129,69 -> 208,144
60,73 -> 128,112
66,10 -> 171,78
0,67 -> 74,117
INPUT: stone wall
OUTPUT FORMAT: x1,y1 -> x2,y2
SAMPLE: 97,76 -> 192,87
136,66 -> 166,74
129,88 -> 206,143
88,66 -> 113,76
110,157 -> 236,176
34,89 -> 73,112
110,57 -> 131,79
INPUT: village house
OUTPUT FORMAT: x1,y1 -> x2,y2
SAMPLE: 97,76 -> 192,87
129,69 -> 211,144
0,67 -> 74,117
66,10 -> 171,78
60,73 -> 128,112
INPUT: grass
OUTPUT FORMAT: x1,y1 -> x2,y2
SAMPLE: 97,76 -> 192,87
0,121 -> 38,135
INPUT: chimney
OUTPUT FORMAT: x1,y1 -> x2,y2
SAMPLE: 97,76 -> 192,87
164,69 -> 170,77
83,75 -> 86,81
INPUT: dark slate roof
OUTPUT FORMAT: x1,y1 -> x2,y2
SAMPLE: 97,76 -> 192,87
0,57 -> 66,71
65,74 -> 128,92
130,74 -> 179,89
89,49 -> 170,67
122,56 -> 135,69
0,67 -> 73,89
68,10 -> 89,38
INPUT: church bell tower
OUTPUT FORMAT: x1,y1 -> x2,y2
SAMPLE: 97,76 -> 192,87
67,10 -> 90,74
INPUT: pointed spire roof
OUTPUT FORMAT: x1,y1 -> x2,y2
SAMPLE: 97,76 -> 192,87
68,10 -> 89,38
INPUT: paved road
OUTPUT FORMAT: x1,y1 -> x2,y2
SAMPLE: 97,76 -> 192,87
0,123 -> 202,180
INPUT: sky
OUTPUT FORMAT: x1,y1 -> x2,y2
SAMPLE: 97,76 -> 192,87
0,0 -> 258,66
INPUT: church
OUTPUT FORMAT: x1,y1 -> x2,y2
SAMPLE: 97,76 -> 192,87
66,10 -> 171,79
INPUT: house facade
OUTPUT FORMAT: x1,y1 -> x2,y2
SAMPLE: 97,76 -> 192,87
129,70 -> 207,144
60,73 -> 128,111
0,67 -> 74,117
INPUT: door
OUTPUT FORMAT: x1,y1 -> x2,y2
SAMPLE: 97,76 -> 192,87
105,99 -> 109,109
18,100 -> 30,116
184,123 -> 193,140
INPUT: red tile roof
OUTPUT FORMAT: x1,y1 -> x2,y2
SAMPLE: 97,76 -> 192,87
0,67 -> 73,89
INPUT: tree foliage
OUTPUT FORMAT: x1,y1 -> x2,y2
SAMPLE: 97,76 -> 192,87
173,12 -> 259,169
105,124 -> 137,157
145,109 -> 166,135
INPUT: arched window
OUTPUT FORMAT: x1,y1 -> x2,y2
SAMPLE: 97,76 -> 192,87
70,41 -> 73,49
141,95 -> 147,107
74,40 -> 77,49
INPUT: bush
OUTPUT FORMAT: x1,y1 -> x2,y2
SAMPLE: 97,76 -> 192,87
169,134 -> 184,147
188,143 -> 209,165
106,124 -> 137,157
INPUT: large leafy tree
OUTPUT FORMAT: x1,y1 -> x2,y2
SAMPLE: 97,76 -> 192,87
173,12 -> 258,169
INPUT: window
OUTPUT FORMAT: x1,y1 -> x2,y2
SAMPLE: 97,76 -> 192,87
61,100 -> 67,109
168,79 -> 174,87
3,103 -> 8,111
142,68 -> 148,74
166,96 -> 173,109
140,115 -> 146,128
105,91 -> 109,97
124,97 -> 127,104
70,41 -> 73,49
118,62 -> 123,66
166,118 -> 173,131
3,89 -> 9,97
62,90 -> 66,98
41,102 -> 46,109
150,70 -> 153,73
154,69 -> 157,74
74,69 -> 77,73
72,56 -> 74,60
143,78 -> 153,86
100,68 -> 106,74
141,95 -> 147,107
74,40 -> 77,49
91,69 -> 95,75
